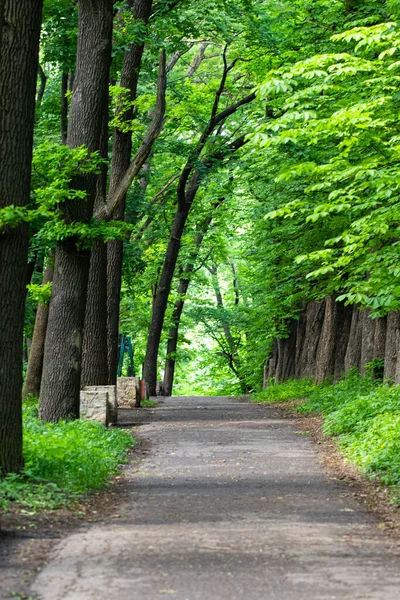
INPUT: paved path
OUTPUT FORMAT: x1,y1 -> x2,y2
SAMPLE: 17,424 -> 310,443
32,396 -> 400,599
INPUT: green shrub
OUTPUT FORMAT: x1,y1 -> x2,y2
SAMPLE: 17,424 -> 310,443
342,413 -> 400,486
0,401 -> 134,512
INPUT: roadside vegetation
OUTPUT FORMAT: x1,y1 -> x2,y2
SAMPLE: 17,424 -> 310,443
251,372 -> 400,501
0,399 -> 134,513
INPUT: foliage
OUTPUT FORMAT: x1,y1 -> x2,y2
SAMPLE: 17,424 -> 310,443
0,400 -> 134,512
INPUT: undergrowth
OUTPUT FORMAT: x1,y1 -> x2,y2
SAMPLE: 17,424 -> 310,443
0,399 -> 134,513
251,372 -> 400,496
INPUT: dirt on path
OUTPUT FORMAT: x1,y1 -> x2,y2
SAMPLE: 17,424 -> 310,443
28,395 -> 400,599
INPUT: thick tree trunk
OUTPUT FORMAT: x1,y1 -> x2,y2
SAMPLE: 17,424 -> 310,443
384,312 -> 400,381
81,242 -> 108,387
106,0 -> 153,384
297,301 -> 325,379
315,296 -> 337,384
344,304 -> 362,371
40,0 -> 113,422
275,320 -> 297,382
294,311 -> 307,378
0,0 -> 43,474
372,316 -> 387,378
81,99 -> 109,387
333,302 -> 353,381
360,309 -> 376,374
22,257 -> 54,398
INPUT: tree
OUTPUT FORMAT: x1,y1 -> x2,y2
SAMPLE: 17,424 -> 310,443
0,0 -> 43,473
39,0 -> 114,422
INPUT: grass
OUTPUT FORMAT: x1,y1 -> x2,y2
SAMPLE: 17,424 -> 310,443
251,371 -> 400,496
0,399 -> 134,513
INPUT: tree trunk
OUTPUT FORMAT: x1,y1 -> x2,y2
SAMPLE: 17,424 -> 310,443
344,304 -> 362,371
267,340 -> 279,382
22,256 -> 54,398
81,98 -> 110,388
0,0 -> 43,474
163,209 -> 218,396
81,240 -> 108,387
106,0 -> 153,385
315,296 -> 337,384
61,70 -> 68,144
384,312 -> 400,381
372,316 -> 387,378
294,310 -> 307,378
144,204 -> 191,395
297,301 -> 325,379
40,0 -> 113,422
275,320 -> 297,382
333,302 -> 353,381
163,277 -> 189,396
360,309 -> 376,374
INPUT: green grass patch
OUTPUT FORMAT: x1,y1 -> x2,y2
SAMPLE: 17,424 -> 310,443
140,399 -> 158,408
251,372 -> 400,495
250,378 -> 318,403
0,400 -> 134,513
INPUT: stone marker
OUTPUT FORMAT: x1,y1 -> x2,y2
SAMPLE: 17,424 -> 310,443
117,377 -> 140,408
80,389 -> 109,426
84,385 -> 117,424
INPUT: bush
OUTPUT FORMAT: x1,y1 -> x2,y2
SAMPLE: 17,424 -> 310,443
0,400 -> 134,512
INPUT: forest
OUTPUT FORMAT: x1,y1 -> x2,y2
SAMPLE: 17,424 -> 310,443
2,0 -> 400,495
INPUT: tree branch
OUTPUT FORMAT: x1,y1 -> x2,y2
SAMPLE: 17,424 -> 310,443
98,49 -> 167,221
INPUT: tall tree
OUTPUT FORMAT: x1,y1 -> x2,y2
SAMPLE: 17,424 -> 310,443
106,0 -> 153,385
39,0 -> 114,422
0,0 -> 43,473
143,82 -> 255,396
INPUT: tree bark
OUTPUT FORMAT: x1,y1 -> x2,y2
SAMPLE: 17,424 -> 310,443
144,203 -> 191,395
106,0 -> 154,384
0,0 -> 43,473
81,97 -> 110,388
294,310 -> 307,378
22,256 -> 54,398
61,71 -> 69,144
267,340 -> 279,382
384,311 -> 400,381
315,296 -> 337,384
360,308 -> 376,374
297,301 -> 325,379
333,302 -> 353,381
344,304 -> 362,371
163,276 -> 189,397
40,0 -> 113,422
275,320 -> 297,383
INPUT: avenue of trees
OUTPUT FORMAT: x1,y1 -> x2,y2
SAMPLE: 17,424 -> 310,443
2,0 -> 400,474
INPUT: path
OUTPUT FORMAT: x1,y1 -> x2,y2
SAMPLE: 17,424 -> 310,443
31,396 -> 400,599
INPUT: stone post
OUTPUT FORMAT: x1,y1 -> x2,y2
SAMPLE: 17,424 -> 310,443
80,389 -> 109,426
117,377 -> 140,408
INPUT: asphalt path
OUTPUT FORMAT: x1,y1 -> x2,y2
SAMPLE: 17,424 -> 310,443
31,396 -> 400,599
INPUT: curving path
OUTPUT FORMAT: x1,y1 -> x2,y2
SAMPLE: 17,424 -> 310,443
31,396 -> 400,599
